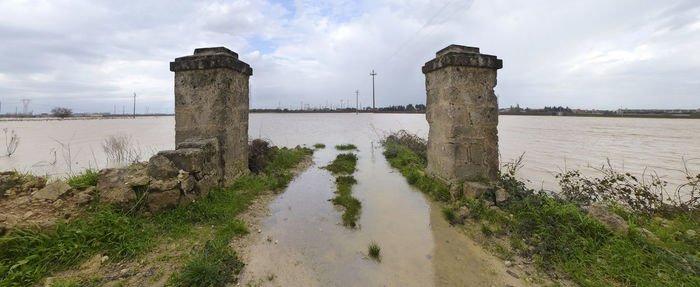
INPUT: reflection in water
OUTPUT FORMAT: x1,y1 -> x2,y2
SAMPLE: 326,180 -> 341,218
1,114 -> 699,190
242,143 -> 435,286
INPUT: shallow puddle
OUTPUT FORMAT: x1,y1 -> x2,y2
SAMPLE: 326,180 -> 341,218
242,140 -> 435,286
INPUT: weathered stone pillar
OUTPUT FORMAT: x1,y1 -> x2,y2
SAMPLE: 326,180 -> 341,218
422,45 -> 502,183
170,47 -> 252,182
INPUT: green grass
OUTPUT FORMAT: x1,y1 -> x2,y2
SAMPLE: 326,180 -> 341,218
168,238 -> 244,287
313,143 -> 326,149
382,134 -> 700,287
382,143 -> 450,201
335,144 -> 357,151
65,169 -> 98,189
0,146 -> 311,286
368,241 -> 381,261
331,176 -> 361,227
324,153 -> 358,175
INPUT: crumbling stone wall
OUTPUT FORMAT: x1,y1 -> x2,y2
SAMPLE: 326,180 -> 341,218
95,47 -> 253,212
422,45 -> 503,184
170,47 -> 252,182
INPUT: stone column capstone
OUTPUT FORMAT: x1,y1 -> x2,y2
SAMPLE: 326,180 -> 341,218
170,47 -> 252,182
422,45 -> 503,183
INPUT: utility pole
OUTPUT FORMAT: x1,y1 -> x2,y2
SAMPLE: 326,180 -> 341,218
370,69 -> 377,112
133,92 -> 136,119
355,90 -> 359,115
21,99 -> 31,115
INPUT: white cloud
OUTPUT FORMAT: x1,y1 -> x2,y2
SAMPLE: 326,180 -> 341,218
0,0 -> 698,113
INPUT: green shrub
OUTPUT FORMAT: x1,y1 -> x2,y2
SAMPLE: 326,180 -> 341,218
441,207 -> 456,222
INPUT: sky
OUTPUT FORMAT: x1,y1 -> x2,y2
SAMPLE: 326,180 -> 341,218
0,0 -> 698,114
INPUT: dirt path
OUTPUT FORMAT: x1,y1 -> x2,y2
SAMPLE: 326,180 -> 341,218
429,201 -> 525,287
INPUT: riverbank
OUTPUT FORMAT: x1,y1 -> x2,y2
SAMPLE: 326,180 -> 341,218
0,143 -> 313,286
382,131 -> 699,286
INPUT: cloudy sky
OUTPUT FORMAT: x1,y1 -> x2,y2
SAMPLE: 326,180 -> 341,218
0,0 -> 698,114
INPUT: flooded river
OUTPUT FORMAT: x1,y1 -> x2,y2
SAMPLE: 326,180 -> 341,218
1,114 -> 698,190
1,113 -> 697,286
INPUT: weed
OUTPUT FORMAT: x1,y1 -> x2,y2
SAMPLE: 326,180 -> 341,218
480,223 -> 494,237
2,128 -> 20,157
65,169 -> 98,189
368,241 -> 381,261
266,273 -> 276,281
324,153 -> 358,175
335,144 -> 357,151
169,239 -> 244,287
248,139 -> 274,174
382,143 -> 449,201
313,143 -> 326,149
102,135 -> 141,164
441,207 -> 456,222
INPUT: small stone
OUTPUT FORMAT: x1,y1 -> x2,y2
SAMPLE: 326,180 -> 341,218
257,229 -> 262,233
274,240 -> 278,244
101,255 -> 109,263
495,188 -> 508,204
34,180 -> 72,201
120,268 -> 129,275
52,199 -> 64,208
266,236 -> 272,242
23,211 -> 34,219
504,260 -> 513,267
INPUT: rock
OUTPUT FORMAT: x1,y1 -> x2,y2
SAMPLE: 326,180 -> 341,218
178,171 -> 196,192
588,204 -> 628,234
157,148 -> 204,173
52,199 -> 64,208
148,178 -> 179,193
97,168 -> 136,207
195,175 -> 219,197
147,189 -> 181,212
23,210 -> 34,219
74,187 -> 95,205
504,260 -> 513,267
462,182 -> 490,199
126,163 -> 150,187
147,155 -> 179,179
495,188 -> 508,205
101,255 -> 109,263
179,191 -> 197,207
636,227 -> 659,241
34,180 -> 72,201
686,229 -> 697,240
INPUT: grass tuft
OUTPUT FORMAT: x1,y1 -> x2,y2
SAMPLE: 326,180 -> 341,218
368,241 -> 381,261
169,239 -> 244,287
313,143 -> 326,149
324,153 -> 358,175
335,144 -> 357,151
65,169 -> 98,189
441,207 -> 456,222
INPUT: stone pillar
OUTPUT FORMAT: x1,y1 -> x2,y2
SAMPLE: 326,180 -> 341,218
422,45 -> 502,183
170,47 -> 252,182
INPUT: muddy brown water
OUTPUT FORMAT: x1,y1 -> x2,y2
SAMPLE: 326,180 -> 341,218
1,114 -> 698,191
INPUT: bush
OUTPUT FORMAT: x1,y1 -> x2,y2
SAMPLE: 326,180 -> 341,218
248,139 -> 274,174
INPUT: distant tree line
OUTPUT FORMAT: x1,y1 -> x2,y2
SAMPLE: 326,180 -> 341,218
376,104 -> 426,112
543,106 -> 572,113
